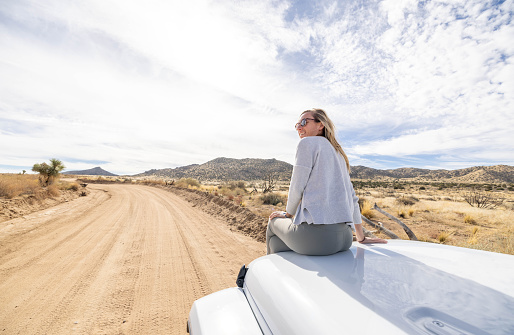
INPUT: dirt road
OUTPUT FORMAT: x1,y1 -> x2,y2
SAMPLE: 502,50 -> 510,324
0,184 -> 265,335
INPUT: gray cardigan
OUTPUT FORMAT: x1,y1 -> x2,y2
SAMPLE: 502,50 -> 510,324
285,136 -> 362,230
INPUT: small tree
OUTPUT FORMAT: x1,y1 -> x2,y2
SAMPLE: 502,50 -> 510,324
32,158 -> 66,186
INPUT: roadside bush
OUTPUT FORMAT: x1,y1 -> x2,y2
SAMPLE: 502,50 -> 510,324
224,181 -> 246,190
59,181 -> 80,191
260,193 -> 286,206
175,178 -> 201,188
218,182 -> 246,197
0,180 -> 21,198
46,184 -> 60,197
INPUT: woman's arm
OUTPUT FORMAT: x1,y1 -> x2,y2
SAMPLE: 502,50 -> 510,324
285,138 -> 317,216
269,211 -> 293,219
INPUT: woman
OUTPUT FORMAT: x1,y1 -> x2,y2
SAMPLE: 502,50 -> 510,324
267,108 -> 387,255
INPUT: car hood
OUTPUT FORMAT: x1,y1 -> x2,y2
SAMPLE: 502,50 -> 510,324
244,240 -> 514,335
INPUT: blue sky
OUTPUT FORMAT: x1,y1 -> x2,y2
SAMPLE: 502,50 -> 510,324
1,0 -> 513,175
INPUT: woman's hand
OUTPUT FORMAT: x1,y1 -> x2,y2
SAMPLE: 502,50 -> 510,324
269,211 -> 292,220
359,237 -> 388,244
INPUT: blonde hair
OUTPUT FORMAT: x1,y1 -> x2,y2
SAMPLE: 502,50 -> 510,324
302,108 -> 351,173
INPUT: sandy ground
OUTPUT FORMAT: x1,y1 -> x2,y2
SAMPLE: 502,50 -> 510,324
0,184 -> 265,335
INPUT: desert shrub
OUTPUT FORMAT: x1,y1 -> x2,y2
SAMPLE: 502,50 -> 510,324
398,208 -> 414,218
224,181 -> 246,190
437,231 -> 451,244
260,193 -> 286,206
360,200 -> 374,219
46,184 -> 60,197
464,189 -> 503,209
175,178 -> 201,188
468,227 -> 479,244
464,214 -> 476,225
69,182 -> 80,191
219,182 -> 247,196
396,196 -> 419,206
141,179 -> 165,186
59,181 -> 80,191
0,180 -> 22,198
419,186 -> 426,190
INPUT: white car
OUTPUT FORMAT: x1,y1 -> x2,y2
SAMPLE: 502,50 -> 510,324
187,240 -> 514,334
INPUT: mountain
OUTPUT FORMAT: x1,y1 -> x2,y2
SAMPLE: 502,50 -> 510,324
136,157 -> 293,182
350,165 -> 514,184
63,167 -> 118,176
137,158 -> 512,184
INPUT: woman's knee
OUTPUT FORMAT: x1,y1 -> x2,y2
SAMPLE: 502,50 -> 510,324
267,235 -> 291,254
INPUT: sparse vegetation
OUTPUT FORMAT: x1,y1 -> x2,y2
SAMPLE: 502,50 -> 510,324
260,192 -> 286,206
464,214 -> 476,225
437,231 -> 451,244
261,171 -> 278,194
175,178 -> 201,189
4,165 -> 514,255
464,188 -> 503,209
468,227 -> 479,244
0,174 -> 40,199
396,196 -> 419,206
0,173 -> 85,221
360,200 -> 375,219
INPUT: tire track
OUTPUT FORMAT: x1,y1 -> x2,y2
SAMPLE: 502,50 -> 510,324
0,184 -> 264,335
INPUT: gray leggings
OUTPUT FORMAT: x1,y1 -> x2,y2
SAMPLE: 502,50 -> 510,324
266,218 -> 353,255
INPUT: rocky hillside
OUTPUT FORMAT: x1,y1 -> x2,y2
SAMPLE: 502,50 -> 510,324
63,167 -> 118,176
350,165 -> 514,183
136,158 -> 513,184
136,157 -> 293,182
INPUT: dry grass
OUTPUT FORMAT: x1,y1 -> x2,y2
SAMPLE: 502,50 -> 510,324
354,184 -> 514,255
0,174 -> 83,201
437,231 -> 452,244
0,174 -> 40,198
200,180 -> 514,254
464,214 -> 476,225
192,180 -> 514,254
360,200 -> 374,219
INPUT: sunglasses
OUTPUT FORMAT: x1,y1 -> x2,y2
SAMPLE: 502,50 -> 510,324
295,118 -> 316,129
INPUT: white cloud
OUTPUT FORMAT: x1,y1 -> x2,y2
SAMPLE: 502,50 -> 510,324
0,0 -> 513,174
